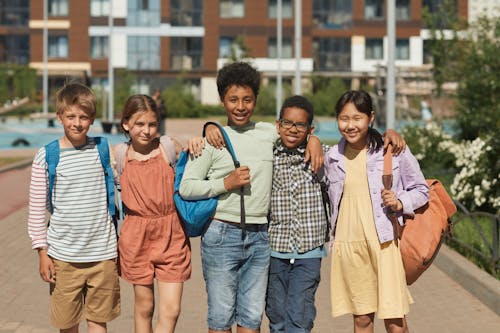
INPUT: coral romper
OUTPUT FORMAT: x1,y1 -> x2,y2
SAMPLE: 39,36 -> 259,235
330,145 -> 412,319
118,151 -> 191,285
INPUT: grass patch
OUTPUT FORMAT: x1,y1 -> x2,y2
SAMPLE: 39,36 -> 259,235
447,212 -> 500,279
0,157 -> 26,167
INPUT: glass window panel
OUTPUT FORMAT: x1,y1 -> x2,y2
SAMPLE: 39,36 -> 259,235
268,38 -> 293,58
170,37 -> 203,70
396,0 -> 410,20
313,0 -> 352,29
269,0 -> 293,19
220,0 -> 245,18
312,37 -> 351,70
128,36 -> 161,70
365,0 -> 384,19
365,38 -> 383,60
396,39 -> 410,60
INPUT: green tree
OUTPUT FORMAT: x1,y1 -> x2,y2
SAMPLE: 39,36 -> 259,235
0,66 -> 8,102
229,35 -> 252,62
423,2 -> 500,140
12,65 -> 37,100
113,69 -> 136,119
305,76 -> 346,116
164,77 -> 200,118
454,15 -> 500,140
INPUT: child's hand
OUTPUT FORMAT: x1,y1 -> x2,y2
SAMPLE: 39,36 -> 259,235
185,137 -> 205,157
381,189 -> 403,212
224,166 -> 251,191
383,129 -> 406,155
38,249 -> 55,283
205,124 -> 225,149
304,135 -> 324,173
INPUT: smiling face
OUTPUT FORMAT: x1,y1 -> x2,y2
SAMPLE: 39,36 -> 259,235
222,85 -> 256,127
122,109 -> 159,149
57,106 -> 95,147
276,106 -> 313,149
337,102 -> 374,150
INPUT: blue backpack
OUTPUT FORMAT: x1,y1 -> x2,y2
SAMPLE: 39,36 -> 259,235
174,122 -> 244,237
45,137 -> 116,218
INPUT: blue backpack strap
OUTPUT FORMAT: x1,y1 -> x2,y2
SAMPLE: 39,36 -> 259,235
45,139 -> 60,214
94,137 -> 116,218
202,122 -> 245,235
203,122 -> 240,168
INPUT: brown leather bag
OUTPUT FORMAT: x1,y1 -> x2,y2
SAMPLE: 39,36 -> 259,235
383,145 -> 457,285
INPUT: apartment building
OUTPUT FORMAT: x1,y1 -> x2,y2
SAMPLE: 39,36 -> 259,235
0,0 -> 30,65
27,0 -> 468,104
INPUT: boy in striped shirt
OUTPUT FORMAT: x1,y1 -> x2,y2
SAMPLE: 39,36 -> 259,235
28,83 -> 120,333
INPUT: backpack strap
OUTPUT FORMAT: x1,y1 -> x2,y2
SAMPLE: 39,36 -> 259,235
114,142 -> 129,176
202,121 -> 245,236
94,137 -> 116,218
159,135 -> 177,167
45,139 -> 60,214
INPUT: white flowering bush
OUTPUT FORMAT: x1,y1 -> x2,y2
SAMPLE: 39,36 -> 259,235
403,124 -> 500,214
448,135 -> 499,214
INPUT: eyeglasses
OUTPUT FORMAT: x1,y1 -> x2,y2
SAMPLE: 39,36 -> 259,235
279,119 -> 309,132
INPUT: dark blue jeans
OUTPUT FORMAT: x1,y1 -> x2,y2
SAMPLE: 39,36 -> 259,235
266,257 -> 322,333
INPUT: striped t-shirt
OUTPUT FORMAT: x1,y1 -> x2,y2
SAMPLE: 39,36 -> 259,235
28,139 -> 117,262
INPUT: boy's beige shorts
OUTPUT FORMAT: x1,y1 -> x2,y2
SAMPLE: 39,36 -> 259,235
49,259 -> 121,329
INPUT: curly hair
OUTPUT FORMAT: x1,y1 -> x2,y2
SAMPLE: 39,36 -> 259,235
216,62 -> 261,101
279,95 -> 314,125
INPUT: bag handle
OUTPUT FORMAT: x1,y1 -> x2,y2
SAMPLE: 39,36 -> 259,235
382,144 -> 401,241
203,122 -> 246,235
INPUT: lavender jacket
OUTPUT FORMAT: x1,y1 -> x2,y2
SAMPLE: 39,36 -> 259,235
324,139 -> 429,244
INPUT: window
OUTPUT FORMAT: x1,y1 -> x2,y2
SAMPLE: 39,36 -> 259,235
220,0 -> 245,18
128,36 -> 160,70
268,38 -> 293,58
396,39 -> 410,60
365,0 -> 383,20
219,37 -> 236,58
90,0 -> 110,17
0,0 -> 29,26
396,0 -> 410,20
48,0 -> 68,16
170,0 -> 203,26
90,36 -> 109,59
268,0 -> 293,19
170,37 -> 203,70
48,35 -> 68,58
127,0 -> 160,26
365,38 -> 383,60
423,0 -> 457,29
312,38 -> 351,71
1,35 -> 29,65
313,0 -> 352,29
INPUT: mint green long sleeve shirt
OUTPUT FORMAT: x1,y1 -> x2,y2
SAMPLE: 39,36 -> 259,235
179,121 -> 277,224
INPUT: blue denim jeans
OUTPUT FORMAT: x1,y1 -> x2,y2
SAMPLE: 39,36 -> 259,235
266,257 -> 322,333
201,220 -> 270,331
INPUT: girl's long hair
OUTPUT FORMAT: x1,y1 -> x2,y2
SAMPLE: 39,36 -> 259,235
335,90 -> 383,152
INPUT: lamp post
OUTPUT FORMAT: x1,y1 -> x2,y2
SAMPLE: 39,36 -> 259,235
276,0 -> 282,119
386,0 -> 396,129
294,0 -> 301,95
107,0 -> 114,122
42,0 -> 48,116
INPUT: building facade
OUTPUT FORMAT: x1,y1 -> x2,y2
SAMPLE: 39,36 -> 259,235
27,0 -> 468,105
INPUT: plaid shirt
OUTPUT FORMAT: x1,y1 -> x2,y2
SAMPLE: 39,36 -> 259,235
269,140 -> 329,253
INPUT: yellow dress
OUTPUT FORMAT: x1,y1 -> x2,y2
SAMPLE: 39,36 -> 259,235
330,145 -> 413,319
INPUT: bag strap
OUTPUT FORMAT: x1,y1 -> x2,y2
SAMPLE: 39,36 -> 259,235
159,136 -> 177,167
45,139 -> 60,214
203,121 -> 246,235
94,137 -> 116,218
382,144 -> 401,241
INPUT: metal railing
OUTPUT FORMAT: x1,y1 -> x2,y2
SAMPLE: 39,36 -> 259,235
446,200 -> 500,277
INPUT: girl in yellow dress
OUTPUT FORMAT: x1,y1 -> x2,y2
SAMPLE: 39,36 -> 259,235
324,90 -> 429,333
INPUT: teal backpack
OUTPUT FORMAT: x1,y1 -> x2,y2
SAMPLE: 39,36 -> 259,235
44,137 -> 116,218
173,122 -> 244,237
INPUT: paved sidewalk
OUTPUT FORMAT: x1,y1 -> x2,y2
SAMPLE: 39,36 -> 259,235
1,128 -> 499,332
